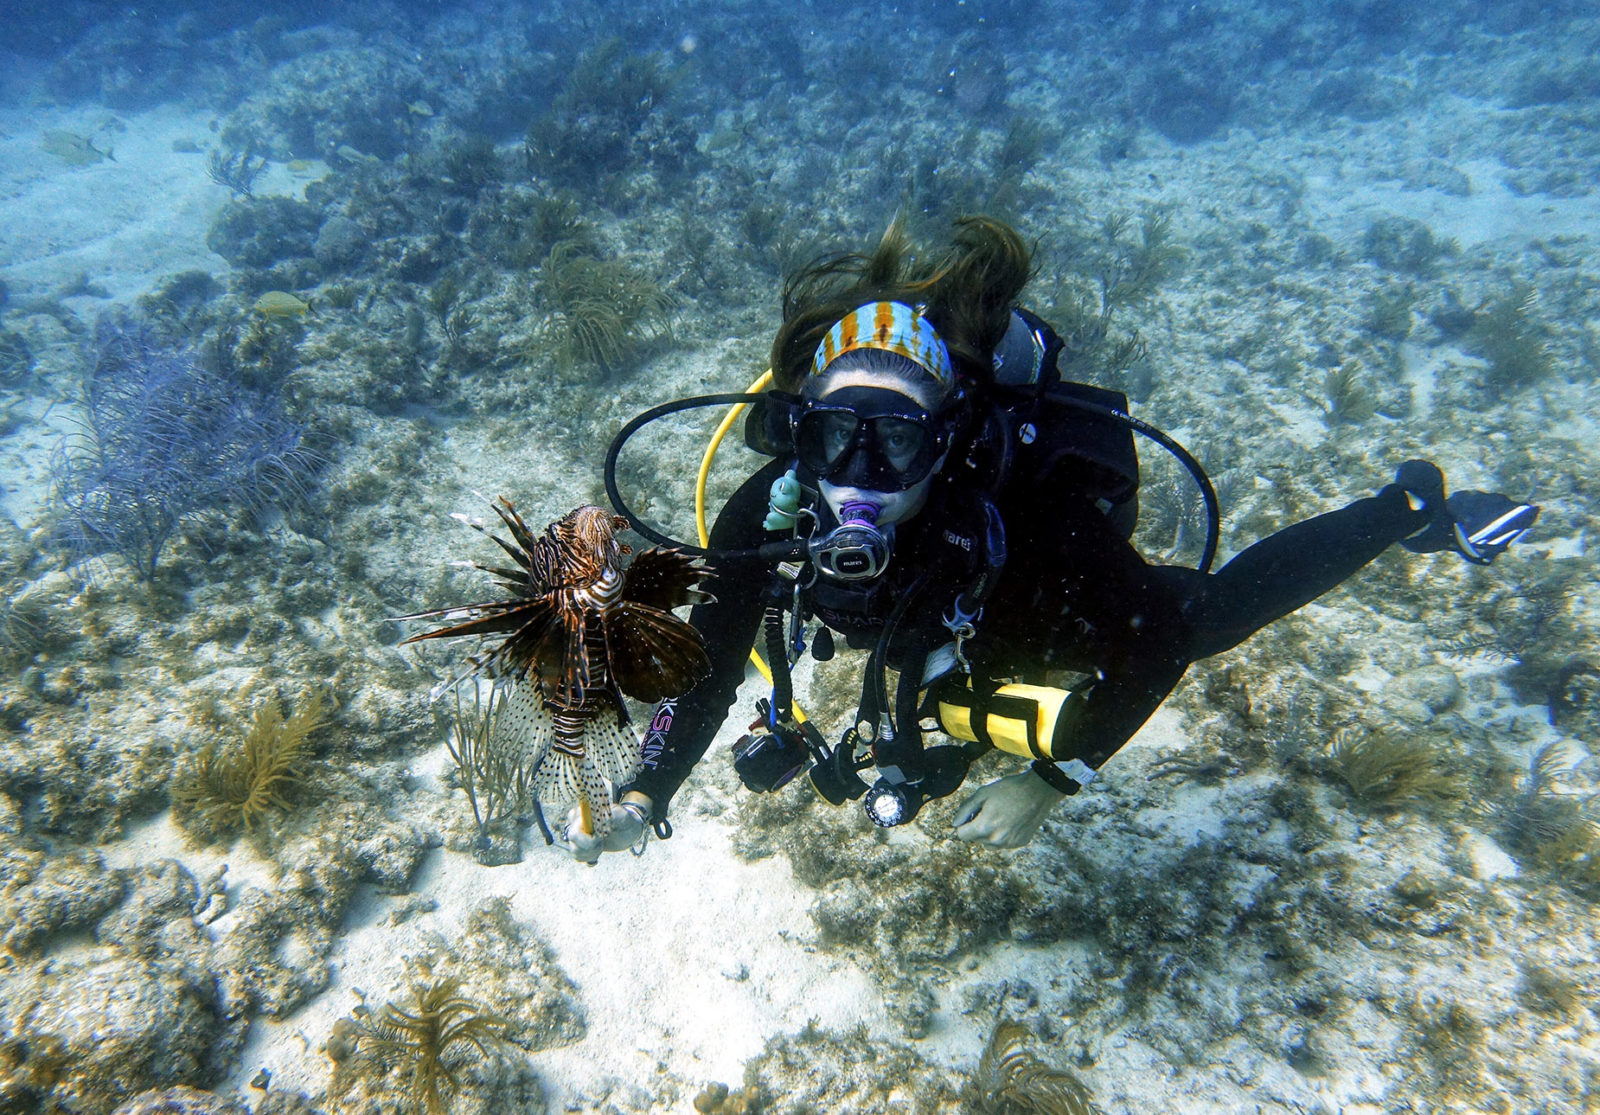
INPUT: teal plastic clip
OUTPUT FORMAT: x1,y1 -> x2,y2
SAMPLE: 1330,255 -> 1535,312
764,469 -> 803,531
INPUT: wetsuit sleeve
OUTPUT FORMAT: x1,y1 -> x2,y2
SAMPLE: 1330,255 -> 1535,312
619,460 -> 785,822
979,497 -> 1193,777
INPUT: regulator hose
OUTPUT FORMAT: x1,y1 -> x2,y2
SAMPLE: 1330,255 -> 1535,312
604,388 -> 1221,573
603,392 -> 796,560
1055,395 -> 1221,573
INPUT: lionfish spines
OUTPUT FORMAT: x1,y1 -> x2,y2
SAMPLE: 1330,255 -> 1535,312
397,500 -> 712,705
397,499 -> 713,839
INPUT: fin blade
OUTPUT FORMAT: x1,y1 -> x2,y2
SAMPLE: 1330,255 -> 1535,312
622,548 -> 714,611
608,603 -> 711,703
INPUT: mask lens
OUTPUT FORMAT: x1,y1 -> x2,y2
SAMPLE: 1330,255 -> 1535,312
871,417 -> 929,475
795,408 -> 856,475
794,405 -> 941,490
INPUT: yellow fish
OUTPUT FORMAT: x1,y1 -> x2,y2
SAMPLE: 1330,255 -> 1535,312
252,291 -> 312,318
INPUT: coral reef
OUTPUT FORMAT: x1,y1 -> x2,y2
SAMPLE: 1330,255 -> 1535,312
1470,281 -> 1554,388
206,147 -> 269,200
436,683 -> 531,864
5,3 -> 1600,1112
330,899 -> 578,1114
727,1020 -> 966,1115
524,38 -> 690,190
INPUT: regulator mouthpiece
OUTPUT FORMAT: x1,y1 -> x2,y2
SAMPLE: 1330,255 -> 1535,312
811,501 -> 891,581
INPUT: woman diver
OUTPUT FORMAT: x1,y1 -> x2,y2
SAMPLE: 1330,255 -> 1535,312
567,216 -> 1540,861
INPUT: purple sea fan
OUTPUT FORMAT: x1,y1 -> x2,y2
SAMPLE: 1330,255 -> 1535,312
50,318 -> 316,579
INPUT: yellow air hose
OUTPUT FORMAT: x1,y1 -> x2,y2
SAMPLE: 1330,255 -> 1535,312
694,370 -> 809,723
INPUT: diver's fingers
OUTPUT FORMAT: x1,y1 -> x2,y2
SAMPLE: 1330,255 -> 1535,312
560,805 -> 606,863
953,794 -> 987,828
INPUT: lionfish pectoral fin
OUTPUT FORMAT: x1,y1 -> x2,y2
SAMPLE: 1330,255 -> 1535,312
621,548 -> 715,611
395,597 -> 539,646
607,602 -> 712,704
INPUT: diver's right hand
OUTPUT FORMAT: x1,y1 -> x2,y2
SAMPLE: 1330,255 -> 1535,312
559,795 -> 650,863
952,769 -> 1065,848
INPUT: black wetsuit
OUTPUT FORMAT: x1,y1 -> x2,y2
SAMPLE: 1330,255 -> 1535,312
621,449 -> 1431,823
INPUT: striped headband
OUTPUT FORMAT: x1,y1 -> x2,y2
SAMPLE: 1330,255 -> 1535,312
810,301 -> 954,386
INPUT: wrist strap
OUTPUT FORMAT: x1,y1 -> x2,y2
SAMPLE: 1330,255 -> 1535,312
1031,758 -> 1090,796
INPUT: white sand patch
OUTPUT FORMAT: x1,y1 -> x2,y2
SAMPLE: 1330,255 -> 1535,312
0,102 -> 236,303
204,676 -> 882,1108
104,808 -> 283,901
1303,154 -> 1600,251
215,820 -> 882,1108
0,391 -> 77,529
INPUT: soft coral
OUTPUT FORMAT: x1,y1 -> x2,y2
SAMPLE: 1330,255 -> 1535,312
50,318 -> 315,579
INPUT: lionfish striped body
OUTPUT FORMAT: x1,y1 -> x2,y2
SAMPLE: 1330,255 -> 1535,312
399,501 -> 711,835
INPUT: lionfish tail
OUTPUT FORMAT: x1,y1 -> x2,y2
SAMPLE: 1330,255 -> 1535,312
501,680 -> 640,839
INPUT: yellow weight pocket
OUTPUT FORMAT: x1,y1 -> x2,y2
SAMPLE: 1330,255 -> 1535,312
934,682 -> 1077,761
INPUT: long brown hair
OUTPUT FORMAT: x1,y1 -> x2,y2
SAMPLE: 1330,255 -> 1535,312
769,216 -> 1035,395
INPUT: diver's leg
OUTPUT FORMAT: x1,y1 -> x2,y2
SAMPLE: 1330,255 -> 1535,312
1175,461 -> 1537,659
1177,483 -> 1424,659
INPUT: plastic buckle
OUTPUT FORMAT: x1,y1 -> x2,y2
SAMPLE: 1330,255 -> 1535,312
942,599 -> 982,673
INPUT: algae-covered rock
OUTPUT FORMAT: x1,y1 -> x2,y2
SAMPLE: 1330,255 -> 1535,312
733,1022 -> 966,1114
419,896 -> 586,1052
111,1086 -> 250,1114
313,214 -> 368,272
207,196 -> 323,268
1,952 -> 236,1113
96,859 -> 206,957
1387,663 -> 1463,715
215,886 -> 337,1018
0,840 -> 126,955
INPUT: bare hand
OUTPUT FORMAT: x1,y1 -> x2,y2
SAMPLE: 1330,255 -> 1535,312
952,770 -> 1065,848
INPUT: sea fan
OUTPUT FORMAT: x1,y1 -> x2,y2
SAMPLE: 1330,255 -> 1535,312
50,318 -> 315,579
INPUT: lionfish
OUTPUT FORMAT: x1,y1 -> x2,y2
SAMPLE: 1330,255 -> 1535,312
398,501 -> 711,837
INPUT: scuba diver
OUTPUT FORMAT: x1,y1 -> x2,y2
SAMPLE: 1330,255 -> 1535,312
570,216 -> 1540,861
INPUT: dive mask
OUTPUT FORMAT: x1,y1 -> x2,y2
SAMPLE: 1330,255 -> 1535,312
792,386 -> 950,492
